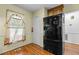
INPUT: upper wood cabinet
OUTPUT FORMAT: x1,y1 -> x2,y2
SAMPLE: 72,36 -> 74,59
48,5 -> 64,16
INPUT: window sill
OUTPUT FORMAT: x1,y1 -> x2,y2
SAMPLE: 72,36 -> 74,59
4,39 -> 26,46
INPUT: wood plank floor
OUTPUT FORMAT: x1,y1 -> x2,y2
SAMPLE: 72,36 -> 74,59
2,43 -> 53,55
64,43 -> 79,55
2,42 -> 79,55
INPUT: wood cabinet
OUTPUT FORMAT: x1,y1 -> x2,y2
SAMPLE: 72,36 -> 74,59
48,5 -> 64,16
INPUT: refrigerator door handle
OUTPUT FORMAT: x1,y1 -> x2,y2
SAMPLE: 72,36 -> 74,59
65,34 -> 68,40
62,15 -> 65,24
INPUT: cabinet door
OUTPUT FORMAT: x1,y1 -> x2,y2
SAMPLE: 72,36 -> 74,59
48,5 -> 64,16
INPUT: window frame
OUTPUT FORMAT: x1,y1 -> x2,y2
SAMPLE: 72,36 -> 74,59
4,9 -> 26,45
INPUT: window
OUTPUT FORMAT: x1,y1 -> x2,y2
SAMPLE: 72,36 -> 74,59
4,10 -> 25,45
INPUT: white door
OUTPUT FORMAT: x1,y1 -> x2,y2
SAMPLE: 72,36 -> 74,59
33,16 -> 43,47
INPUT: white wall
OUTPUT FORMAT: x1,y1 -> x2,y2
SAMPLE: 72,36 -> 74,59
65,11 -> 79,34
64,10 -> 79,44
32,8 -> 47,47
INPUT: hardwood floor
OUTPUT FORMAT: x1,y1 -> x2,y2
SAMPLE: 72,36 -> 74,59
2,42 -> 79,55
64,43 -> 79,55
2,43 -> 53,55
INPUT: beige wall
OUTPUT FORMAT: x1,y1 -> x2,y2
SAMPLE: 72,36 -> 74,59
0,4 -> 32,54
64,4 -> 79,13
0,4 -> 48,54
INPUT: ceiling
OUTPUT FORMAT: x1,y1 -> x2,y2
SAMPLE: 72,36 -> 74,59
15,4 -> 60,12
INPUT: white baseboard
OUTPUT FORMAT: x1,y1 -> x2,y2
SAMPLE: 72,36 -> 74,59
64,40 -> 79,45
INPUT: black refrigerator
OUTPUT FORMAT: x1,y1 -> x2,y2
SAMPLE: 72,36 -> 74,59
43,13 -> 63,55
